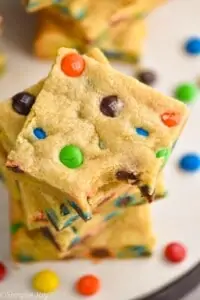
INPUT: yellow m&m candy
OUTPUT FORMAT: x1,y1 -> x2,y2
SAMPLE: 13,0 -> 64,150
32,269 -> 59,293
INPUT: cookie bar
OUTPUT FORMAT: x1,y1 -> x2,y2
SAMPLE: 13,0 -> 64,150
11,196 -> 60,262
44,186 -> 155,254
8,161 -> 151,254
5,166 -> 78,252
34,10 -> 145,64
0,50 -> 139,233
0,50 -> 143,231
44,0 -> 166,43
109,0 -> 167,25
22,172 -> 165,232
11,193 -> 155,261
2,132 -> 158,254
0,147 -> 20,198
24,0 -> 54,12
24,0 -> 89,20
33,183 -> 145,232
0,65 -> 161,237
15,153 -> 164,232
34,11 -> 84,60
3,132 -> 148,254
97,18 -> 146,64
71,204 -> 155,259
8,48 -> 188,219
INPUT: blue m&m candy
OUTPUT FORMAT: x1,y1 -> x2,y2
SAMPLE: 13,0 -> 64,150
136,127 -> 149,137
179,153 -> 200,172
33,128 -> 47,139
184,37 -> 200,56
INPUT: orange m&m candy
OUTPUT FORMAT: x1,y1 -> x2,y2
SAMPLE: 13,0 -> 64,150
61,53 -> 85,77
161,111 -> 181,127
75,274 -> 100,296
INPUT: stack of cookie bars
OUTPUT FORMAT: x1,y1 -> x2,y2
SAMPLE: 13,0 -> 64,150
0,47 -> 188,262
23,0 -> 166,63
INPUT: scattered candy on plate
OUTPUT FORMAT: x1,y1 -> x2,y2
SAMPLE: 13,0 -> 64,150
184,37 -> 200,56
174,83 -> 199,104
136,69 -> 157,86
75,274 -> 100,296
179,153 -> 200,172
164,242 -> 187,263
0,262 -> 7,281
32,269 -> 59,293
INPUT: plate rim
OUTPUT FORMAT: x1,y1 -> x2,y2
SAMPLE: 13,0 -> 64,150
134,262 -> 200,300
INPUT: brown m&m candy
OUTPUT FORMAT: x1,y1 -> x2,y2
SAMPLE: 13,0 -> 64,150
12,92 -> 36,116
100,95 -> 124,117
136,70 -> 156,86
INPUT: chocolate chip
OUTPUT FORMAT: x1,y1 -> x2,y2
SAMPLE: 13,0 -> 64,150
116,170 -> 138,183
140,185 -> 154,203
12,92 -> 36,116
100,95 -> 124,117
136,70 -> 156,86
90,248 -> 112,258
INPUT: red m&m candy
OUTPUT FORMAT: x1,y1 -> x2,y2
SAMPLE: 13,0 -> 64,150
164,242 -> 187,263
0,262 -> 7,280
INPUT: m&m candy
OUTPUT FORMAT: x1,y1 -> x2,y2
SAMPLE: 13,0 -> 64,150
164,242 -> 187,263
75,274 -> 100,296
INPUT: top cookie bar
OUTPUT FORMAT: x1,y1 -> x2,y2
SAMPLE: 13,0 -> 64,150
43,0 -> 166,43
7,48 -> 188,215
24,0 -> 89,19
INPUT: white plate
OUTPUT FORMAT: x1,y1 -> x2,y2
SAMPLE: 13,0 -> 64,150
0,0 -> 200,299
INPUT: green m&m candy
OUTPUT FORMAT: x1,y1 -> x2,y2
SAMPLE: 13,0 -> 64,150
156,148 -> 171,159
175,83 -> 199,103
59,145 -> 83,169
